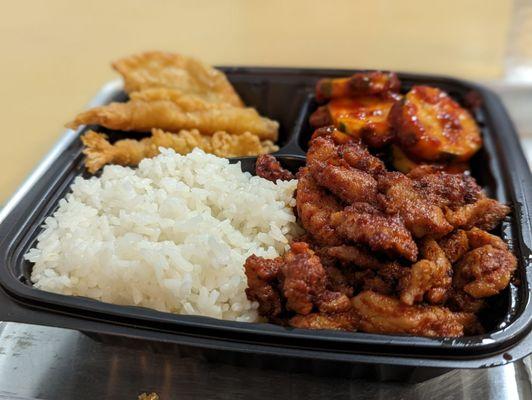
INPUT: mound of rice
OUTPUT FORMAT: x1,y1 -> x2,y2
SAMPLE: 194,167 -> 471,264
25,148 -> 300,322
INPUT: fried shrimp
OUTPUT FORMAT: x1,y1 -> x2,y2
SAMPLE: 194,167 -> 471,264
81,129 -> 278,173
68,94 -> 279,140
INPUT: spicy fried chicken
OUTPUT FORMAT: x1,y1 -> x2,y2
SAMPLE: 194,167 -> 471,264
242,73 -> 515,339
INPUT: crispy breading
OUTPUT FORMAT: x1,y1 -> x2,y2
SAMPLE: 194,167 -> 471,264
455,245 -> 517,298
378,172 -> 453,238
81,129 -> 278,173
338,141 -> 386,175
68,92 -> 279,141
324,245 -> 382,270
112,51 -> 243,106
352,290 -> 476,337
411,170 -> 482,208
466,227 -> 508,250
296,167 -> 343,246
331,203 -> 418,262
244,255 -> 284,318
438,229 -> 470,263
289,311 -> 359,331
282,242 -> 351,315
255,154 -> 294,182
390,86 -> 482,162
445,198 -> 510,231
309,160 -> 379,205
399,239 -> 452,305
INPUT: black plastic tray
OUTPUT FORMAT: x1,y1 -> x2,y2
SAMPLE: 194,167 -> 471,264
0,68 -> 530,382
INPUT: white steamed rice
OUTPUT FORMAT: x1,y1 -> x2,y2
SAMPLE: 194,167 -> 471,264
25,148 -> 300,322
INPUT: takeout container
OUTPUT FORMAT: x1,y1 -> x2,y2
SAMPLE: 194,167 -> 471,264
0,68 -> 530,382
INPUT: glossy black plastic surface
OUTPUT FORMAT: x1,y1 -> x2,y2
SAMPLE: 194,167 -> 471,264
0,68 -> 530,382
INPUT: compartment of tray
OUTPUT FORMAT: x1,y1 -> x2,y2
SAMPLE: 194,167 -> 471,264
0,68 -> 530,383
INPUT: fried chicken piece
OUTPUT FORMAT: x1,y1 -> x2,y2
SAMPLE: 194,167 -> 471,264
360,272 -> 395,295
281,242 -> 351,315
325,245 -> 382,269
466,227 -> 507,249
244,255 -> 284,318
390,86 -> 482,162
445,198 -> 510,231
331,203 -> 418,261
289,311 -> 359,331
400,239 -> 452,305
255,154 -> 294,182
454,245 -> 517,298
310,97 -> 397,148
306,135 -> 340,165
315,71 -> 400,101
296,168 -> 343,245
309,161 -> 379,205
360,262 -> 408,295
446,288 -> 486,313
352,290 -> 476,337
338,140 -> 386,176
323,265 -> 354,297
438,229 -> 470,263
81,129 -> 278,173
112,51 -> 243,106
411,171 -> 482,208
378,172 -> 453,238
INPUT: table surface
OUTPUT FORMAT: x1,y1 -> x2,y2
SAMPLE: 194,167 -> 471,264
0,322 -> 530,400
0,0 -> 513,202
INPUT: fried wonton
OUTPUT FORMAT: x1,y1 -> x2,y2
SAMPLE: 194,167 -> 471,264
112,51 -> 243,106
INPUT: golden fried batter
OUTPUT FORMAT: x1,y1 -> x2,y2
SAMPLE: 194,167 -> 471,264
454,242 -> 517,298
325,245 -> 382,269
289,311 -> 359,331
309,160 -> 379,205
400,239 -> 452,305
466,227 -> 508,250
352,290 -> 476,337
331,203 -> 418,262
296,167 -> 343,246
68,91 -> 279,141
315,71 -> 400,101
81,129 -> 278,173
390,86 -> 482,162
338,141 -> 386,175
438,229 -> 470,263
112,51 -> 243,106
445,198 -> 510,231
